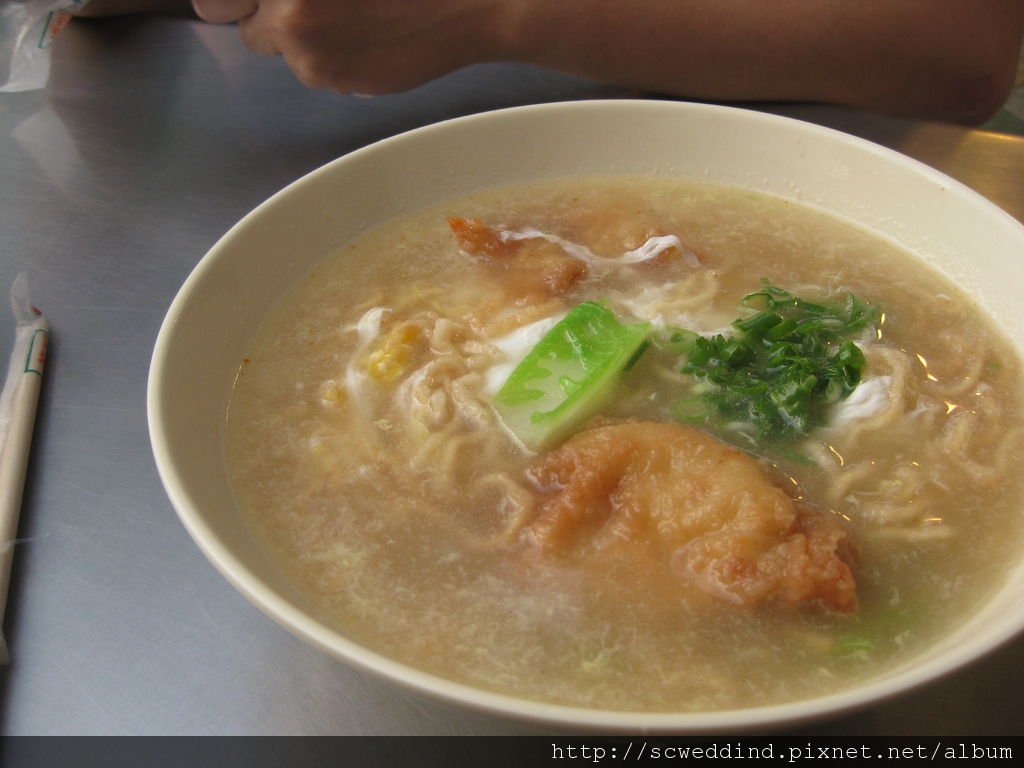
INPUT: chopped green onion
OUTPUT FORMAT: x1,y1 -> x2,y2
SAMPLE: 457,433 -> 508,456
676,281 -> 880,442
832,635 -> 875,657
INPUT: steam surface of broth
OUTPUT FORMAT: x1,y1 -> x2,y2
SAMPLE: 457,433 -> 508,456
225,177 -> 1024,711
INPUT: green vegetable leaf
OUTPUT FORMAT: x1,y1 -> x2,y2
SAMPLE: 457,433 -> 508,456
493,301 -> 650,450
677,281 -> 880,442
831,635 -> 875,657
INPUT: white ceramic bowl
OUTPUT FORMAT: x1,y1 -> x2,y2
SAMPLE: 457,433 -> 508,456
148,100 -> 1024,733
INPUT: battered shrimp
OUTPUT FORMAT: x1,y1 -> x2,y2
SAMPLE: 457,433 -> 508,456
525,421 -> 857,612
448,217 -> 587,304
569,205 -> 681,262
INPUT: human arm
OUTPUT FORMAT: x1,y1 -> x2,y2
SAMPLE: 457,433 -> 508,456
188,0 -> 1022,124
512,0 -> 1024,124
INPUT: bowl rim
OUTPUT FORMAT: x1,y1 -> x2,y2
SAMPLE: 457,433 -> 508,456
148,98 -> 1024,733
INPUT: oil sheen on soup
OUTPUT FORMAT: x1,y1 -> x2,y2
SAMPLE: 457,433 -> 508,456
225,177 -> 1024,712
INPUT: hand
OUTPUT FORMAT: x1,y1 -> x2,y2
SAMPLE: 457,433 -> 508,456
190,0 -> 513,94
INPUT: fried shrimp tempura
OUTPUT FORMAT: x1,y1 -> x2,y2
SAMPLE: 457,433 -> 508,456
526,421 -> 856,612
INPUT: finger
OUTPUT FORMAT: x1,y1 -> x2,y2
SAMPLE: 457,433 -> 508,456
192,0 -> 258,24
282,51 -> 337,89
238,10 -> 282,56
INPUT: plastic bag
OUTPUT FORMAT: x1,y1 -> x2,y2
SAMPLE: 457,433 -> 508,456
0,0 -> 88,93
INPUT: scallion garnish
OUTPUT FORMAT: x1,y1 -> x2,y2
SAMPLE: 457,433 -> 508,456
673,281 -> 880,442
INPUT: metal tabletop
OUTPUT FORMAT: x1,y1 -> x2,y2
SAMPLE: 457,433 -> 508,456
1,15 -> 1022,736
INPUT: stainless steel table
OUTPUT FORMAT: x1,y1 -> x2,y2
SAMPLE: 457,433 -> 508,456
1,15 -> 1022,736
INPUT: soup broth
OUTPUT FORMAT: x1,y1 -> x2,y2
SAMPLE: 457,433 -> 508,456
225,177 -> 1024,711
